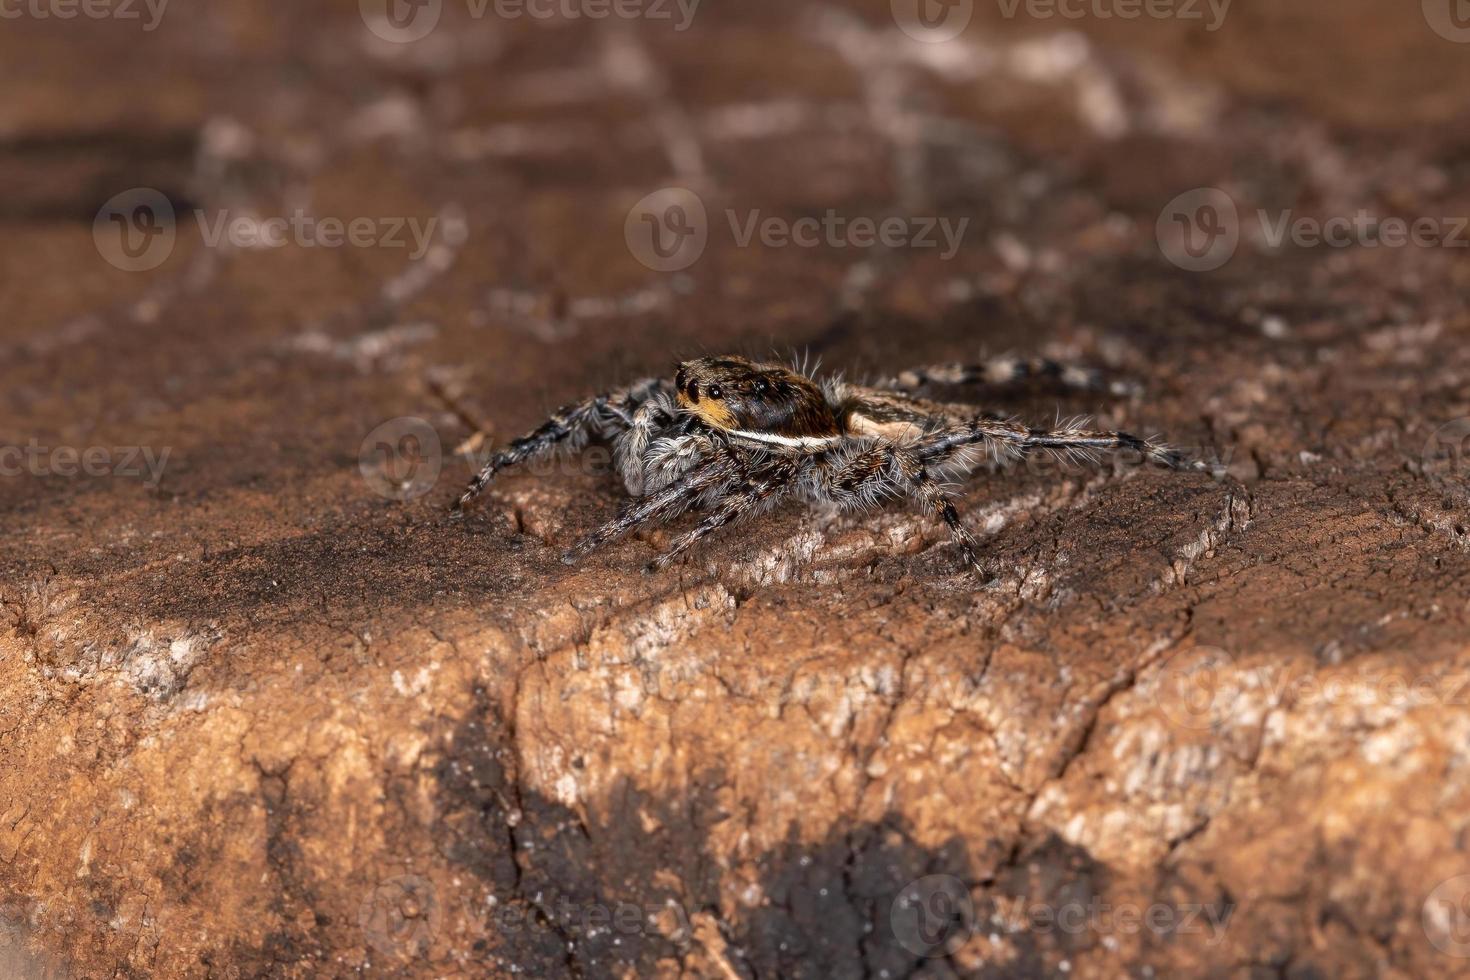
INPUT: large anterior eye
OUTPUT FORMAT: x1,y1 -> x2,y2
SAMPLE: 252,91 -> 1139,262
685,380 -> 699,403
707,384 -> 723,400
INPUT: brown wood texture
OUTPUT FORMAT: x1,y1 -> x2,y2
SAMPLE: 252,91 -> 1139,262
3,1 -> 1470,976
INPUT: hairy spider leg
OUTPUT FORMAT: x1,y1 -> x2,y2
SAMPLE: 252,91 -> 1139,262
913,414 -> 1213,472
881,354 -> 1141,398
637,431 -> 726,497
645,454 -> 801,572
803,443 -> 983,573
615,392 -> 682,497
454,377 -> 667,511
560,443 -> 748,564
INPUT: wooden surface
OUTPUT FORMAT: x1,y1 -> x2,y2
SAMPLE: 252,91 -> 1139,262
3,1 -> 1470,976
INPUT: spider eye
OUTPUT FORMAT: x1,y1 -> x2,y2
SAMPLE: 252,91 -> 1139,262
707,384 -> 723,400
685,380 -> 699,403
751,379 -> 769,395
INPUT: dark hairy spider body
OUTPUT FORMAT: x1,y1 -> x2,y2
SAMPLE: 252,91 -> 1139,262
454,354 -> 1216,574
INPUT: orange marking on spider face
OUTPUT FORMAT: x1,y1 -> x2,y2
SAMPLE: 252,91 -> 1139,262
677,390 -> 737,430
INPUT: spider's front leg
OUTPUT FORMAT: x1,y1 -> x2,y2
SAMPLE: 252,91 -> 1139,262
559,442 -> 747,565
454,377 -> 666,512
808,444 -> 985,575
616,393 -> 736,500
638,426 -> 737,498
880,353 -> 1140,398
645,454 -> 800,572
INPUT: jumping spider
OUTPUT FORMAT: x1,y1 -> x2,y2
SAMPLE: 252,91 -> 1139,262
454,354 -> 1213,573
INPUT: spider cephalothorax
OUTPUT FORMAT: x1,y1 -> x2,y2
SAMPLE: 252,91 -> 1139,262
675,356 -> 840,444
454,353 -> 1215,574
